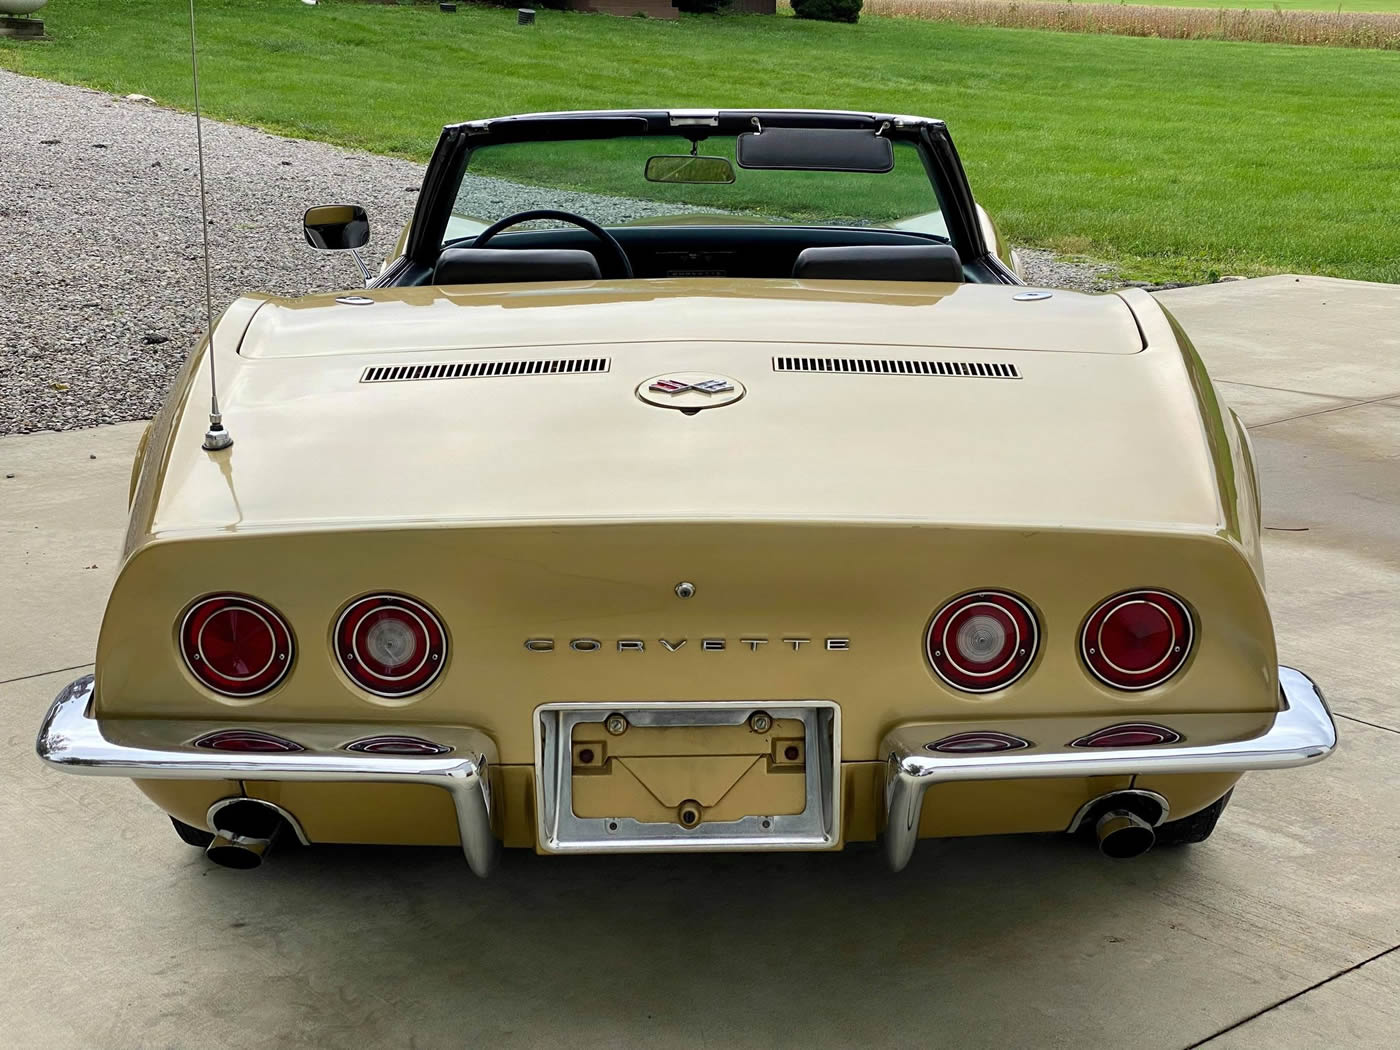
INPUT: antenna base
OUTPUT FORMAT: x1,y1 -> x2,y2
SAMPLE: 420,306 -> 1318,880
202,426 -> 233,451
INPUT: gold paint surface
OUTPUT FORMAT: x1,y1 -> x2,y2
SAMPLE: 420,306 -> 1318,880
141,765 -> 1234,848
94,524 -> 1278,763
1133,772 -> 1242,821
133,778 -> 240,830
235,281 -> 1144,360
246,781 -> 461,846
140,287 -> 1240,537
104,279 -> 1278,851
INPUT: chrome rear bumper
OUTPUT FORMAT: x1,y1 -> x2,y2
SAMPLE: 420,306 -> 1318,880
880,666 -> 1337,872
35,676 -> 499,877
37,668 -> 1336,878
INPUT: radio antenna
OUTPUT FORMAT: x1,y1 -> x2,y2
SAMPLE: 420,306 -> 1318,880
188,0 -> 231,451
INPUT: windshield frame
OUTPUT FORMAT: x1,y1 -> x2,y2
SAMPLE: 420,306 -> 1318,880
403,110 -> 989,269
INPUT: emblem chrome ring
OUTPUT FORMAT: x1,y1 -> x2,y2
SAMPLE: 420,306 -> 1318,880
638,372 -> 745,411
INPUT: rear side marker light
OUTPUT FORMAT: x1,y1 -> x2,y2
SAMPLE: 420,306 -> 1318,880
927,731 -> 1033,754
193,729 -> 303,752
1071,723 -> 1183,748
335,593 -> 448,698
179,594 -> 295,698
927,590 -> 1039,693
1082,590 -> 1194,691
345,735 -> 453,755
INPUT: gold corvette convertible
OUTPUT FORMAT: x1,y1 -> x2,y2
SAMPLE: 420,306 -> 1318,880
37,110 -> 1336,876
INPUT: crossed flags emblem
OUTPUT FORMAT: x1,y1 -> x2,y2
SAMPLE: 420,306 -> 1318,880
648,377 -> 735,395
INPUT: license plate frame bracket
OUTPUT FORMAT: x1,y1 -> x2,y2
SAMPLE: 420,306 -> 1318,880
533,701 -> 841,854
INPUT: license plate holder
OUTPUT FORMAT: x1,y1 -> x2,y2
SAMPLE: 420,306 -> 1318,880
534,702 -> 840,853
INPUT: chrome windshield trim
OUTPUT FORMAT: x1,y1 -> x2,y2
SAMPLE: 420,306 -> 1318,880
451,109 -> 943,131
880,666 -> 1336,873
35,676 -> 499,877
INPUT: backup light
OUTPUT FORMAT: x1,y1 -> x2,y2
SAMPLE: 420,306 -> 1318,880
335,594 -> 448,698
927,591 -> 1039,693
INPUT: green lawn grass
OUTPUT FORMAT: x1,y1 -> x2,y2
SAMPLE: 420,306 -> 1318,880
4,0 -> 1399,284
465,138 -> 943,227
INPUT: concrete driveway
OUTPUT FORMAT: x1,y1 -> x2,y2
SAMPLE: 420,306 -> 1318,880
2,275 -> 1396,1049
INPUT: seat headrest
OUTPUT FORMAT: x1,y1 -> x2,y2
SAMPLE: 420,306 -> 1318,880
433,248 -> 601,286
792,244 -> 964,283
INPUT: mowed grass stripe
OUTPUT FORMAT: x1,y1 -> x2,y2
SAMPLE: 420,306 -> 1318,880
4,0 -> 1398,284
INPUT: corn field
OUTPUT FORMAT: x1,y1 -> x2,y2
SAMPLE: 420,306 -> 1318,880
862,0 -> 1400,50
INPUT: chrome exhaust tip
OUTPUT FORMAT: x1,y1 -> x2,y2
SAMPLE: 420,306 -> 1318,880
206,830 -> 276,869
1095,809 -> 1156,860
205,799 -> 288,870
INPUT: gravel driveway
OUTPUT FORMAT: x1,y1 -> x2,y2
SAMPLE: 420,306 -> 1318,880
0,71 -> 1117,435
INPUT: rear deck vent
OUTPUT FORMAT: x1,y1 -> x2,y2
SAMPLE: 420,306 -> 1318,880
772,357 -> 1020,379
361,358 -> 610,383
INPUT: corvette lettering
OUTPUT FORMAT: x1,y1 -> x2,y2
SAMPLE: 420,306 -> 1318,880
524,637 -> 850,652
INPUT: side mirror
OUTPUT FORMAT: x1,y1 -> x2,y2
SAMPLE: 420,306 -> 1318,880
303,204 -> 371,287
303,204 -> 370,250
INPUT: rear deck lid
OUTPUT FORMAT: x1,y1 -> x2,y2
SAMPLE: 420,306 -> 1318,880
236,281 -> 1145,359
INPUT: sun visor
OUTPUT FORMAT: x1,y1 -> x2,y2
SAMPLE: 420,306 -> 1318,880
736,127 -> 894,173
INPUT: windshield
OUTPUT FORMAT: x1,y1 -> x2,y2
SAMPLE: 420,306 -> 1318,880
445,135 -> 947,245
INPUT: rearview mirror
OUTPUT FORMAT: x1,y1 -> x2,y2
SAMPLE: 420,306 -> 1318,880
644,155 -> 736,185
303,204 -> 370,250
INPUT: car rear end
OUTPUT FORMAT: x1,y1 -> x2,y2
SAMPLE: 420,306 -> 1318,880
34,283 -> 1335,872
39,515 -> 1331,872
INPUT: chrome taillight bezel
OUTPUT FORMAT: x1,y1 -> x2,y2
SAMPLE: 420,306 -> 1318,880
1081,590 -> 1195,691
345,735 -> 454,755
926,590 -> 1040,694
179,594 -> 295,698
192,728 -> 304,752
926,730 -> 1033,754
334,593 -> 448,698
1069,723 -> 1183,748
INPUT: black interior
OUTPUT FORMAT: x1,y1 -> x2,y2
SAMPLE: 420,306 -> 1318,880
792,244 -> 964,283
468,209 -> 634,278
401,225 -> 1000,287
434,248 -> 601,285
395,111 -> 1014,285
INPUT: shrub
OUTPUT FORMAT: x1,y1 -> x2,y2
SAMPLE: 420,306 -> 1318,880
675,0 -> 733,12
792,0 -> 862,22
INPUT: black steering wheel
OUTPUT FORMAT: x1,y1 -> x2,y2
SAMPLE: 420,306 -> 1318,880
471,208 -> 633,279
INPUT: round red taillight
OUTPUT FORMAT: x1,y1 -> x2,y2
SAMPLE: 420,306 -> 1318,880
1082,590 -> 1193,691
926,591 -> 1039,693
180,595 -> 294,698
335,594 -> 447,698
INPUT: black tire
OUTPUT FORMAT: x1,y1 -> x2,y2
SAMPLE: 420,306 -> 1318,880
171,816 -> 215,848
1154,790 -> 1232,847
